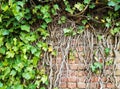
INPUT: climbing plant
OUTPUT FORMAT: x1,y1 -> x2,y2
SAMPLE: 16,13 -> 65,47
0,0 -> 120,89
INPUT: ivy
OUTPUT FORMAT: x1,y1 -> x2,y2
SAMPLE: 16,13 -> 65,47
0,0 -> 120,88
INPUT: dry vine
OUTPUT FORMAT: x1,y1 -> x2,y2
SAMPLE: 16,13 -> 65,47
43,17 -> 120,89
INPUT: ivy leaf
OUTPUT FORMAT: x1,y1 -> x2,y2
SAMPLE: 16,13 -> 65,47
41,75 -> 48,83
31,46 -> 37,54
10,70 -> 16,76
14,84 -> 23,89
6,51 -> 15,58
0,46 -> 6,54
22,72 -> 32,80
104,48 -> 110,56
1,4 -> 9,12
40,87 -> 46,89
53,4 -> 59,10
0,37 -> 4,47
21,25 -> 30,32
84,0 -> 90,4
0,82 -> 3,88
2,30 -> 9,36
108,1 -> 116,6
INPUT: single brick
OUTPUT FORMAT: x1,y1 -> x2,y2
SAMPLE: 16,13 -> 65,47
77,83 -> 86,88
78,71 -> 86,77
115,69 -> 120,76
68,59 -> 75,64
68,82 -> 77,88
78,64 -> 86,70
68,70 -> 78,77
116,64 -> 120,69
59,82 -> 67,88
68,77 -> 77,82
106,83 -> 115,88
61,77 -> 68,82
90,83 -> 97,88
78,76 -> 86,82
69,64 -> 78,70
101,77 -> 107,82
91,76 -> 98,82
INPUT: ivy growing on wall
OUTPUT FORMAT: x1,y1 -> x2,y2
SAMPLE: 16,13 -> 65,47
0,0 -> 120,89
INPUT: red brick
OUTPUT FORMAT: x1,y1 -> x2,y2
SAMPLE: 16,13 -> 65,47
116,76 -> 120,82
78,76 -> 86,82
78,71 -> 86,77
77,83 -> 86,88
61,71 -> 67,77
69,64 -> 78,70
106,83 -> 115,88
91,76 -> 98,82
76,46 -> 83,52
61,77 -> 68,82
59,82 -> 67,88
68,77 -> 77,82
68,82 -> 77,88
68,60 -> 75,64
78,64 -> 86,70
75,58 -> 79,63
90,83 -> 97,88
68,70 -> 78,77
101,77 -> 107,82
56,58 -> 62,64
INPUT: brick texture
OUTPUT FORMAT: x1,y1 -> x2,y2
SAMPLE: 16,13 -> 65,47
55,46 -> 118,89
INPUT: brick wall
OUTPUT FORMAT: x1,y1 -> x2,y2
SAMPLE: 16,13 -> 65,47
52,42 -> 120,89
47,22 -> 120,89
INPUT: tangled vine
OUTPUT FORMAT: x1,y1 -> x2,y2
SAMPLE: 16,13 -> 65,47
0,0 -> 120,89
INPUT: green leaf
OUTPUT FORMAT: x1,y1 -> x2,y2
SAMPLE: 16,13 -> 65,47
1,4 -> 9,12
108,1 -> 116,6
6,51 -> 15,58
74,3 -> 85,11
40,87 -> 46,89
0,37 -> 4,47
31,46 -> 37,54
0,82 -> 3,88
21,25 -> 30,32
53,4 -> 59,10
41,75 -> 48,83
97,35 -> 102,41
0,46 -> 6,54
104,48 -> 110,56
14,84 -> 23,89
10,70 -> 16,76
84,0 -> 90,4
22,72 -> 32,80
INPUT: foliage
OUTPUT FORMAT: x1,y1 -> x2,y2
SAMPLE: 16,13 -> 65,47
90,62 -> 103,74
0,0 -> 55,88
0,0 -> 120,88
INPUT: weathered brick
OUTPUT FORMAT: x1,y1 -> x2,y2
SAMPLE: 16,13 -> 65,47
78,71 -> 86,77
106,83 -> 115,88
90,83 -> 97,88
78,76 -> 86,82
78,64 -> 86,70
101,77 -> 107,82
68,82 -> 77,88
90,76 -> 98,82
59,82 -> 67,88
68,70 -> 78,77
68,60 -> 75,64
68,77 -> 77,82
116,64 -> 120,69
77,83 -> 86,88
115,69 -> 120,76
61,77 -> 68,82
69,64 -> 78,70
